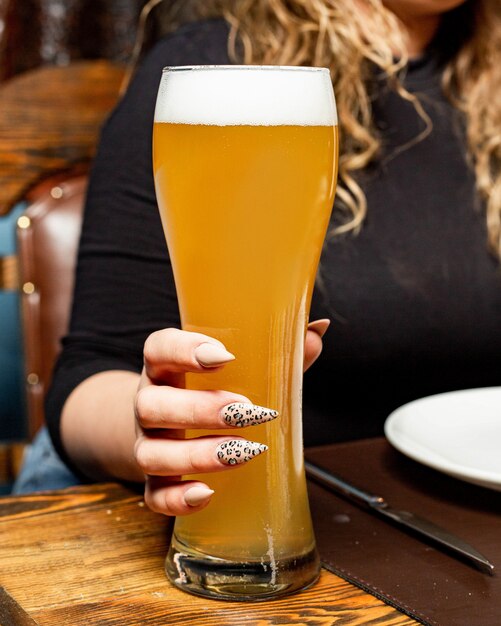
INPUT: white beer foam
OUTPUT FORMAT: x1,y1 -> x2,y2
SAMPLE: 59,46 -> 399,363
155,66 -> 337,126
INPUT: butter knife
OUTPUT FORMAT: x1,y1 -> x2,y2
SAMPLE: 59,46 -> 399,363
305,460 -> 495,575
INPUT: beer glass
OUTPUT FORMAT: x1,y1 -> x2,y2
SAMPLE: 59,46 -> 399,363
153,66 -> 338,600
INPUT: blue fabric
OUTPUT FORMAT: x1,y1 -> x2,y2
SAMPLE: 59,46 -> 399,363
12,427 -> 83,493
0,203 -> 27,440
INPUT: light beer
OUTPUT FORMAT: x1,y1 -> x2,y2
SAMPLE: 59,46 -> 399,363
153,66 -> 338,599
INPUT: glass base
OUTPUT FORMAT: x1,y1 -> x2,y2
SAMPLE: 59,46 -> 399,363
165,536 -> 321,602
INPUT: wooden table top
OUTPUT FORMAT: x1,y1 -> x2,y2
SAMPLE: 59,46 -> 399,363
0,61 -> 125,216
0,482 -> 418,625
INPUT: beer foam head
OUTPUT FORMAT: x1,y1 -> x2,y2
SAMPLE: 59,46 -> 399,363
155,66 -> 337,126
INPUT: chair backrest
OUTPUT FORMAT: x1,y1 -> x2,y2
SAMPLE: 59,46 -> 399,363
17,175 -> 87,439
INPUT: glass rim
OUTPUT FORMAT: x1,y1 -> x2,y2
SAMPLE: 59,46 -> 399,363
162,64 -> 330,74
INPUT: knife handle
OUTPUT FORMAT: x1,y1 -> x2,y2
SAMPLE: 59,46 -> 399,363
304,461 -> 385,508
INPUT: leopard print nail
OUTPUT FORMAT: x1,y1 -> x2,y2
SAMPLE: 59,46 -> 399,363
216,440 -> 268,465
222,403 -> 279,428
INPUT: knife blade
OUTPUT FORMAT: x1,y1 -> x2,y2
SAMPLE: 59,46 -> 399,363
304,460 -> 495,575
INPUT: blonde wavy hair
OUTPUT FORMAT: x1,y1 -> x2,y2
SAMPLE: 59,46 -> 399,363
136,0 -> 501,256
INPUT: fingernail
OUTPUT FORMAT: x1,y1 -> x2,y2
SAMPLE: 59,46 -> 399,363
221,403 -> 279,428
307,318 -> 331,338
194,342 -> 235,368
215,440 -> 268,465
184,486 -> 215,507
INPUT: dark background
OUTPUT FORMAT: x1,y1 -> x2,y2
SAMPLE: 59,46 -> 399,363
0,0 -> 195,81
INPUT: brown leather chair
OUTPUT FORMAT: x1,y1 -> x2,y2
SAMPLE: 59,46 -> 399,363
17,174 -> 87,439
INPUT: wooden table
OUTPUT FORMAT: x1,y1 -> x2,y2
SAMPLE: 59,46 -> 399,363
0,61 -> 125,216
0,483 -> 418,625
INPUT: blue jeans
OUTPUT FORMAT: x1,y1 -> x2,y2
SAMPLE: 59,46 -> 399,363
12,427 -> 83,494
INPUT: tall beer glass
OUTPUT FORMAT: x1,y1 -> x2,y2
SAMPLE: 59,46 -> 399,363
153,66 -> 338,600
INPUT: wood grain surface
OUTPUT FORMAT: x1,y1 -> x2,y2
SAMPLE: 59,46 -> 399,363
0,483 -> 418,625
0,61 -> 125,215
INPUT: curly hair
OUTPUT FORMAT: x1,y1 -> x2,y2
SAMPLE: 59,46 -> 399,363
145,0 -> 501,256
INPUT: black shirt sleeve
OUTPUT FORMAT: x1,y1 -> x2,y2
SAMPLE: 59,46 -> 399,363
45,19 -> 231,466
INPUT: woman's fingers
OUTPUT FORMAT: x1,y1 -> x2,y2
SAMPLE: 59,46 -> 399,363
144,477 -> 215,516
135,324 -> 333,518
143,324 -> 330,380
143,328 -> 235,383
135,386 -> 278,430
134,434 -> 268,476
304,318 -> 330,372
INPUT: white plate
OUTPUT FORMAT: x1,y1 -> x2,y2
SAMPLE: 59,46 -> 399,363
384,387 -> 501,491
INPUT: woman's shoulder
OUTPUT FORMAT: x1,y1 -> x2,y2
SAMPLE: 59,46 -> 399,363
145,18 -> 231,71
114,18 -> 231,120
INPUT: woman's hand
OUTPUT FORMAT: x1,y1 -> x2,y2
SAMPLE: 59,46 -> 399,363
134,320 -> 330,518
304,318 -> 330,370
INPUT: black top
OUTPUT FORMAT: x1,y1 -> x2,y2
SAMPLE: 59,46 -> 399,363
46,18 -> 501,466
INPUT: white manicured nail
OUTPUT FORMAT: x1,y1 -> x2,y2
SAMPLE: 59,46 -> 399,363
184,486 -> 215,507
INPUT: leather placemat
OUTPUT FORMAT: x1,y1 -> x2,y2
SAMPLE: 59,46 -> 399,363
306,438 -> 501,626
